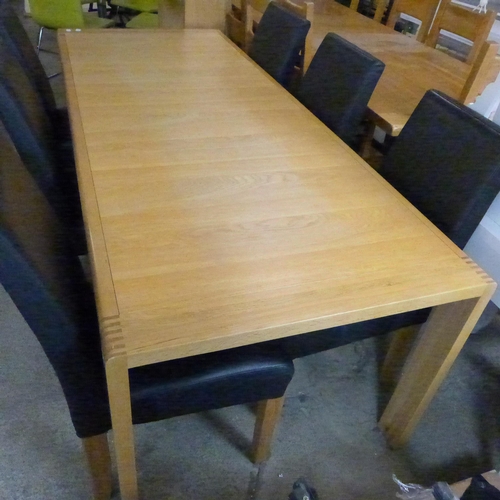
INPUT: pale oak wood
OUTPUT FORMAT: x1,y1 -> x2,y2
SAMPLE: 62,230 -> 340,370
359,119 -> 377,160
380,283 -> 496,448
460,40 -> 500,104
58,27 -> 493,377
58,29 -> 495,498
252,396 -> 285,463
105,356 -> 137,500
425,0 -> 496,65
226,1 -> 247,47
279,0 -> 314,21
307,1 -> 496,135
373,0 -> 387,23
386,0 -> 441,42
185,0 -> 231,30
157,0 -> 231,30
82,434 -> 112,500
380,325 -> 420,390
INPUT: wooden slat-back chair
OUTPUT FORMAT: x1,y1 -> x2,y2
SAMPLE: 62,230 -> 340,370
426,0 -> 496,66
384,0 -> 441,41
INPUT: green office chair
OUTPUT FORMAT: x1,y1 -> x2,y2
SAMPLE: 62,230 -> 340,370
111,0 -> 158,12
110,0 -> 158,27
125,11 -> 158,28
28,0 -> 114,54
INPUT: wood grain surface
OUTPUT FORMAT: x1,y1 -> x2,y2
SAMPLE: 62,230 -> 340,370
58,29 -> 496,499
308,1 -> 478,135
59,29 -> 493,369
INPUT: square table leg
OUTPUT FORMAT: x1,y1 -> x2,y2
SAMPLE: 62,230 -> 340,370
105,356 -> 138,500
380,288 -> 495,448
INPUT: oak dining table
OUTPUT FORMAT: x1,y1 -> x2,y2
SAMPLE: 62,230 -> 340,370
307,0 -> 494,136
59,28 -> 495,500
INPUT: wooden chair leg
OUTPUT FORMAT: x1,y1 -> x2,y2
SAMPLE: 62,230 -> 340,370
374,0 -> 388,23
359,120 -> 377,160
380,325 -> 420,390
82,433 -> 113,500
251,396 -> 285,463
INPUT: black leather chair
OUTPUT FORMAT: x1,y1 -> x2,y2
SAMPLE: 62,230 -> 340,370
296,32 -> 385,150
265,89 -> 500,359
0,123 -> 294,500
379,90 -> 500,250
248,1 -> 311,88
0,37 -> 84,253
0,0 -> 70,139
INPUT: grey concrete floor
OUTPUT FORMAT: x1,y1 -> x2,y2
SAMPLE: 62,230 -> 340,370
3,276 -> 500,500
3,3 -> 500,499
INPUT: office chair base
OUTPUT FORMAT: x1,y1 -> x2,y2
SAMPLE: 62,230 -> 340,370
36,26 -> 43,55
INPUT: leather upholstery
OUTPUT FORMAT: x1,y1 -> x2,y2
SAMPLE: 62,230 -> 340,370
0,227 -> 294,438
0,41 -> 56,193
0,127 -> 294,439
1,3 -> 52,113
297,33 -> 385,149
0,39 -> 84,253
265,90 -> 500,358
249,1 -> 311,88
379,90 -> 500,250
0,1 -> 71,140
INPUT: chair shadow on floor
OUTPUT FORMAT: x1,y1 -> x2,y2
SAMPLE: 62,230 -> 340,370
373,317 -> 500,487
200,406 -> 257,459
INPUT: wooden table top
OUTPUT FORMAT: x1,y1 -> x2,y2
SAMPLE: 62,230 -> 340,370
59,29 -> 491,369
308,1 -> 472,135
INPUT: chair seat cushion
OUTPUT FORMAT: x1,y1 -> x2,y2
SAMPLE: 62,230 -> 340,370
262,308 -> 430,359
126,12 -> 159,29
82,12 -> 115,28
129,345 -> 294,425
111,0 -> 158,12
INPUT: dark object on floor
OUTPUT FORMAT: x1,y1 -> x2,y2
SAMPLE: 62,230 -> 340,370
433,482 -> 458,500
289,478 -> 319,500
461,476 -> 500,500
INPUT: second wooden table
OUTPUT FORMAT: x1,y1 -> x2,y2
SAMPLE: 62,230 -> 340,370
308,1 -> 482,135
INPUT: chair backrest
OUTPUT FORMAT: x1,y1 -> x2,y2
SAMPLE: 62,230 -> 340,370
425,0 -> 496,65
379,89 -> 500,249
0,39 -> 57,197
0,1 -> 57,115
386,0 -> 441,42
277,0 -> 314,21
0,122 -> 110,438
297,32 -> 385,149
248,1 -> 311,87
28,0 -> 85,30
244,0 -> 313,53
